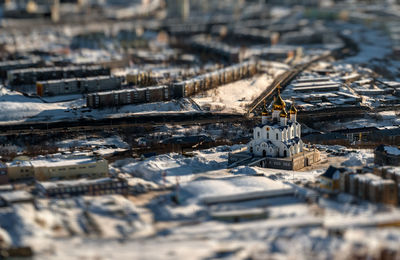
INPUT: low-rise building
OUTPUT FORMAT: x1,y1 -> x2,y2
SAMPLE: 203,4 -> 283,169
6,154 -> 108,182
318,166 -> 344,192
375,145 -> 400,166
369,179 -> 398,205
6,156 -> 35,182
327,165 -> 400,206
36,178 -> 128,198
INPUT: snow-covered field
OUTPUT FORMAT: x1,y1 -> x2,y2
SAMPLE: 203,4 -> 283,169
0,195 -> 153,249
0,144 -> 399,259
0,86 -> 199,124
112,146 -> 373,189
343,25 -> 392,64
192,63 -> 288,113
0,86 -> 71,122
111,145 -> 244,185
341,149 -> 374,167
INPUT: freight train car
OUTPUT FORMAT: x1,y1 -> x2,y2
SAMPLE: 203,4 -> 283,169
36,76 -> 123,97
7,65 -> 110,86
86,85 -> 170,108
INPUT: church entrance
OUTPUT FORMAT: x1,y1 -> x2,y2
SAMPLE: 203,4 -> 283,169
262,150 -> 266,157
284,150 -> 287,157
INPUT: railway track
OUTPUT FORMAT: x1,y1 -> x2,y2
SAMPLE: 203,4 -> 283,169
246,33 -> 359,115
0,112 -> 248,136
246,54 -> 331,115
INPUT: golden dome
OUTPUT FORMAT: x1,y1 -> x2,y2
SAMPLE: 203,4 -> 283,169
273,87 -> 286,111
289,102 -> 298,114
279,108 -> 287,118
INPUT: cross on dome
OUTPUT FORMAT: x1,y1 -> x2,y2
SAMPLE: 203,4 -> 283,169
272,85 -> 285,111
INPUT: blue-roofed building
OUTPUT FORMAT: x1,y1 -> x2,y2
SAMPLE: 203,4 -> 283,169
375,145 -> 400,166
318,166 -> 345,192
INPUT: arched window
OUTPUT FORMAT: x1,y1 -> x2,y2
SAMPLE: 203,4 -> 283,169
267,132 -> 269,139
276,133 -> 278,140
257,131 -> 260,138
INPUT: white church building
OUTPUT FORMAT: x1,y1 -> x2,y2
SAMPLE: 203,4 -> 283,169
248,90 -> 304,158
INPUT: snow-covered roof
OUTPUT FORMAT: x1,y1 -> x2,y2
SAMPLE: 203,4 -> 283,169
370,179 -> 395,187
354,173 -> 381,183
283,137 -> 301,148
7,154 -> 105,168
6,160 -> 32,167
0,190 -> 33,203
320,166 -> 344,180
36,177 -> 120,190
384,146 -> 400,156
30,156 -> 102,168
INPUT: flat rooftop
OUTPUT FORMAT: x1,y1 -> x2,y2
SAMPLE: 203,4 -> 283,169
7,154 -> 104,168
37,177 -> 119,190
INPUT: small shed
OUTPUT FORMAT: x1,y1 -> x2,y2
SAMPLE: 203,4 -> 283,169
319,166 -> 344,191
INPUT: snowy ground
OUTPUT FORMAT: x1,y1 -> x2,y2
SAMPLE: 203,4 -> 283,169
113,146 -> 373,189
0,86 -> 199,124
0,195 -> 153,249
57,135 -> 130,156
340,149 -> 374,167
0,144 -> 399,259
192,63 -> 288,113
111,145 -> 245,185
342,24 -> 392,65
1,8 -> 400,259
31,225 -> 400,260
338,22 -> 400,80
314,111 -> 400,131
